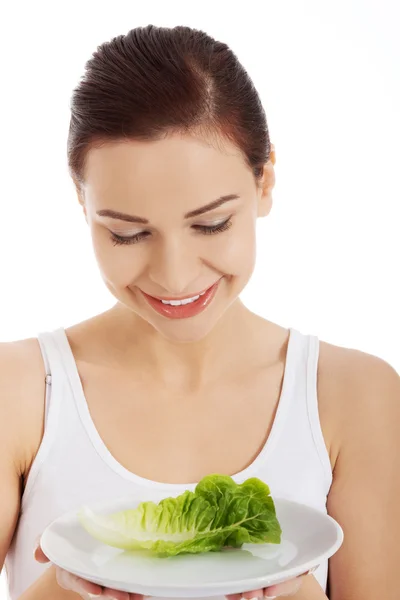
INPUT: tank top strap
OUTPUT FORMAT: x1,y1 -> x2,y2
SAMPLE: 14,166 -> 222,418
36,328 -> 69,424
306,333 -> 333,487
37,328 -> 68,377
21,329 -> 68,511
260,328 -> 332,500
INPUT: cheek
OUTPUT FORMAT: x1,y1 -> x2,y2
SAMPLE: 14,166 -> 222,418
91,228 -> 145,285
90,220 -> 257,286
206,221 -> 257,276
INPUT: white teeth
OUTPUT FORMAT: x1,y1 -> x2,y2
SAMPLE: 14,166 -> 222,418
181,295 -> 200,305
161,295 -> 200,306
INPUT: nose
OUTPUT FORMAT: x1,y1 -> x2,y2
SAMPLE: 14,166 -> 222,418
147,235 -> 201,295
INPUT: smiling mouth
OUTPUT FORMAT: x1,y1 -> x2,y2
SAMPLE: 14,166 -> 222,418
138,278 -> 222,319
143,280 -> 221,305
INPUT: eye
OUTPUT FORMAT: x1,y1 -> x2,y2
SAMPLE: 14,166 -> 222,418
110,231 -> 150,246
192,216 -> 233,235
109,216 -> 233,247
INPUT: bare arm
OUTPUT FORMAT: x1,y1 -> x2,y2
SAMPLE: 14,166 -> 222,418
322,350 -> 400,599
0,340 -> 84,599
268,349 -> 400,600
0,392 -> 22,573
0,343 -> 29,573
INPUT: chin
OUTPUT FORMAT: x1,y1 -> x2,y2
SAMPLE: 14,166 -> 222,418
113,276 -> 243,341
148,314 -> 220,344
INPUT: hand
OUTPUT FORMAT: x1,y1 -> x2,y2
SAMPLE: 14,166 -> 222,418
34,543 -> 144,600
226,568 -> 316,599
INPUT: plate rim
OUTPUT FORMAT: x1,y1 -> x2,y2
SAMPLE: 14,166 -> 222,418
41,497 -> 344,596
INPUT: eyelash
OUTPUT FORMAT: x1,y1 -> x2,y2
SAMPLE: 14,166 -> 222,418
110,217 -> 233,246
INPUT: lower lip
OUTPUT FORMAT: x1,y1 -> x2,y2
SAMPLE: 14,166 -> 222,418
140,279 -> 221,320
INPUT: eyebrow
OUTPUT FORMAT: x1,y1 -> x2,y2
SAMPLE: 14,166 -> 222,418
96,193 -> 240,224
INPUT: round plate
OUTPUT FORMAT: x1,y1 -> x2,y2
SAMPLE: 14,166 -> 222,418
41,496 -> 343,597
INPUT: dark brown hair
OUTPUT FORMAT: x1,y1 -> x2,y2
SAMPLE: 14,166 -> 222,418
67,24 -> 271,190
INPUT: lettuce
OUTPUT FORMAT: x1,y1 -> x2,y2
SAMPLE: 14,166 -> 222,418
77,475 -> 282,556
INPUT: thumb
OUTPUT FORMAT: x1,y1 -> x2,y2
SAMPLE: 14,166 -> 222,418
33,536 -> 50,563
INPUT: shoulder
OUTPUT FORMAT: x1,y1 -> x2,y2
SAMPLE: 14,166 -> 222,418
316,339 -> 400,596
317,336 -> 400,469
0,337 -> 47,479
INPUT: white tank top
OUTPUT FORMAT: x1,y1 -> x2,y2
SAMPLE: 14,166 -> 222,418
5,326 -> 333,598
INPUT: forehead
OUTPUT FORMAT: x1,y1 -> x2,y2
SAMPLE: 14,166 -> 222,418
83,133 -> 252,205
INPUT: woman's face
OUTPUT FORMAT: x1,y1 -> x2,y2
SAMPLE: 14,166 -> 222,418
79,132 -> 275,342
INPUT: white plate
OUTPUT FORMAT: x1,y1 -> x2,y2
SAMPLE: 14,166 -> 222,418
41,496 -> 343,597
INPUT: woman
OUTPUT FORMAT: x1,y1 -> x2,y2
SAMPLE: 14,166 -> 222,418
1,24 -> 399,600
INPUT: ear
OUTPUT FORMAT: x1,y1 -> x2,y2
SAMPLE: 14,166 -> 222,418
257,143 -> 276,218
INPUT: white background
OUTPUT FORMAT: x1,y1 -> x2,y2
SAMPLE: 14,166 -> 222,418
1,0 -> 399,596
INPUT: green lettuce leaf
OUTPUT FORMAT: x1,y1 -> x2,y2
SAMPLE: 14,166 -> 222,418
77,474 -> 282,556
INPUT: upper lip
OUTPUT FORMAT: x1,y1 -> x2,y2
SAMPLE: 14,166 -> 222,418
141,279 -> 221,301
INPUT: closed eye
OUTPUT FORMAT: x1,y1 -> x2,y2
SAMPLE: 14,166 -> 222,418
192,217 -> 233,235
110,217 -> 233,246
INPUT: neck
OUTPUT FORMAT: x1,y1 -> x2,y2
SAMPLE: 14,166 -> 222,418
107,299 -> 268,390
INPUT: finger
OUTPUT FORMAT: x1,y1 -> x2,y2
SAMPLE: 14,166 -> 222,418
242,589 -> 264,599
33,544 -> 49,564
102,592 -> 144,600
78,576 -> 104,596
102,587 -> 131,600
263,575 -> 304,598
56,567 -> 104,596
226,590 -> 264,600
